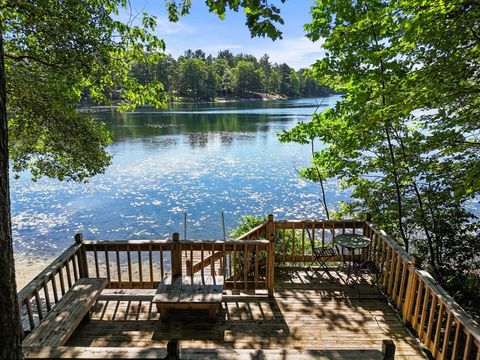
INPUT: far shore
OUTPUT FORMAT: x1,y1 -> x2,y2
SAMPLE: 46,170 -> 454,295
78,93 -> 332,113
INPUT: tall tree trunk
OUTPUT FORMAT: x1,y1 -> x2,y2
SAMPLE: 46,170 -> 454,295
384,126 -> 409,250
370,22 -> 409,250
0,19 -> 23,360
394,129 -> 436,266
311,140 -> 330,220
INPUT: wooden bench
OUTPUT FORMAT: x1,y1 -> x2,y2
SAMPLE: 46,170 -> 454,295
23,278 -> 107,346
152,274 -> 224,321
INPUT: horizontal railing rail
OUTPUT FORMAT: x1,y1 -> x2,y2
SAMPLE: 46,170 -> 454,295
234,221 -> 268,240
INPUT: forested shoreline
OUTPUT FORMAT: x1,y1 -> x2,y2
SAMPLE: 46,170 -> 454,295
90,49 -> 333,104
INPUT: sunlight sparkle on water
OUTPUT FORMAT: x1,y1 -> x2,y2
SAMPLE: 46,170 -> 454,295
11,97 -> 349,257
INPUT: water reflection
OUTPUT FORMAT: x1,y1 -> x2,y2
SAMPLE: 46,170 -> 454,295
11,96 -> 348,257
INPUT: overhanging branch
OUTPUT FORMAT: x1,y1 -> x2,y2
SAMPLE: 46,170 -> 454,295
5,54 -> 62,70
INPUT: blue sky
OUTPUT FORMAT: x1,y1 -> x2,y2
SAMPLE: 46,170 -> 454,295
123,1 -> 324,69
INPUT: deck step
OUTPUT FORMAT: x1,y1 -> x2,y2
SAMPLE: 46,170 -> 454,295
23,346 -> 387,359
180,348 -> 386,359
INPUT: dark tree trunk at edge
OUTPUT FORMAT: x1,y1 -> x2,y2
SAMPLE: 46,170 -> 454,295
0,19 -> 23,360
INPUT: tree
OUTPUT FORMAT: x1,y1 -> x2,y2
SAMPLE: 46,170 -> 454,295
1,0 -> 164,356
280,0 -> 480,315
277,63 -> 300,97
217,49 -> 235,67
268,66 -> 281,94
1,0 -> 287,357
204,63 -> 219,101
259,54 -> 272,73
212,58 -> 232,96
194,49 -> 206,60
181,48 -> 195,59
156,55 -> 178,102
298,69 -> 331,97
131,54 -> 177,101
234,61 -> 261,95
259,54 -> 272,92
221,69 -> 235,96
235,53 -> 258,65
178,58 -> 208,100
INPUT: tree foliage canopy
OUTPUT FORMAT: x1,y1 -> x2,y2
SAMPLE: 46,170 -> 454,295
1,1 -> 291,356
4,0 -> 168,181
280,0 -> 480,313
128,49 -> 331,102
165,0 -> 286,40
3,0 -> 288,181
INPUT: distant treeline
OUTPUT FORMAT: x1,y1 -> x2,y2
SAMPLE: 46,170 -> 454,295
128,49 -> 333,102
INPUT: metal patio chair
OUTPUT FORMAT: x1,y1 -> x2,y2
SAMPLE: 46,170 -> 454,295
358,260 -> 382,288
306,228 -> 340,280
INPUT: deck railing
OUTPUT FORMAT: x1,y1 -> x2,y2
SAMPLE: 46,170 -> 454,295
17,235 -> 85,337
271,218 -> 366,263
17,216 -> 480,359
365,222 -> 480,360
232,215 -> 366,264
82,235 -> 275,293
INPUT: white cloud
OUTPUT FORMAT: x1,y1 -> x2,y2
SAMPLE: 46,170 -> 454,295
166,37 -> 324,69
250,37 -> 325,69
154,17 -> 194,35
203,44 -> 243,53
113,9 -> 193,36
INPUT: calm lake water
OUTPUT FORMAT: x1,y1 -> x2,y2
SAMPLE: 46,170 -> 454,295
11,96 -> 349,257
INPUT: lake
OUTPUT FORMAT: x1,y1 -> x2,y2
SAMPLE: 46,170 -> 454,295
10,96 -> 348,258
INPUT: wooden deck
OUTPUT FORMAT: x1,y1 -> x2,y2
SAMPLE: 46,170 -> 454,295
19,219 -> 480,359
66,268 -> 425,359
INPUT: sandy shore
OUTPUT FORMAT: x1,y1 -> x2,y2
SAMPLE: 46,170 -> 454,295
15,254 -> 55,290
14,248 -> 211,291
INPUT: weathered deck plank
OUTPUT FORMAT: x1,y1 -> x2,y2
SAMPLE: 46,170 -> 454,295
66,269 -> 425,359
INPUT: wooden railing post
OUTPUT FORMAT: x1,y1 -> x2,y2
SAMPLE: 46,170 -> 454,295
382,339 -> 395,360
171,233 -> 182,277
267,233 -> 275,297
166,338 -> 180,360
75,233 -> 89,278
364,213 -> 372,236
266,214 -> 275,297
402,256 -> 421,325
266,214 -> 274,243
186,259 -> 192,276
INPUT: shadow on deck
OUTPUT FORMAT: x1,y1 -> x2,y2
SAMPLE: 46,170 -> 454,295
66,268 -> 425,359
